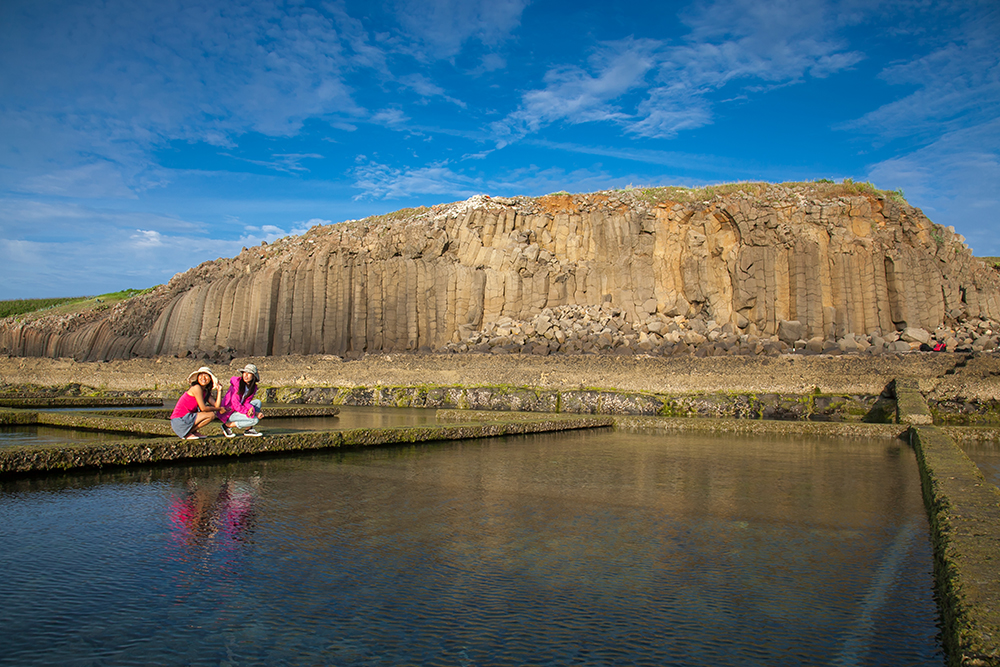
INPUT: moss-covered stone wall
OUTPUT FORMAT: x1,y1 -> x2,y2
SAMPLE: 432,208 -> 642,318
911,425 -> 1000,666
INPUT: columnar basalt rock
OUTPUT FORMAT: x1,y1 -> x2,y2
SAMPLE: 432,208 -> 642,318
3,184 -> 1000,361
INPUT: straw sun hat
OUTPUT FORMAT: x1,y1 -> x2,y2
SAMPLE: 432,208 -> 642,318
187,366 -> 219,386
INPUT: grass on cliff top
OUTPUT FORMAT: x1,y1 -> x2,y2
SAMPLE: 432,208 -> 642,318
359,206 -> 432,226
1,287 -> 157,320
618,179 -> 908,206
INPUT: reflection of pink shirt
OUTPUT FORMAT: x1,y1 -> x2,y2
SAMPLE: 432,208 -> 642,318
170,392 -> 200,418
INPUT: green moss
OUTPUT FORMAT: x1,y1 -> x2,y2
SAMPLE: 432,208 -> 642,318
360,206 -> 432,226
621,179 -> 909,207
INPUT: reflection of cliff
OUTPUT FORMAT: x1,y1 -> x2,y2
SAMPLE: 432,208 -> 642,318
4,184 -> 999,360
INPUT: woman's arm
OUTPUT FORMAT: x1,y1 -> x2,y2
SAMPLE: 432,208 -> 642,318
191,385 -> 220,412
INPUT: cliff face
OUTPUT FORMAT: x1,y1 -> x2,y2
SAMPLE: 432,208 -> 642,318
3,184 -> 1000,360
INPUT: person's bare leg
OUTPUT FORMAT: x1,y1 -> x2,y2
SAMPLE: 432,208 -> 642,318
190,411 -> 215,435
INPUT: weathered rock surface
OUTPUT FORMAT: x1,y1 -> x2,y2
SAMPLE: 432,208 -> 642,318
3,184 -> 999,360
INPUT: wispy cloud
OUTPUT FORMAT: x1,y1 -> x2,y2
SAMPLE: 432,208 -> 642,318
398,74 -> 468,108
840,34 -> 1000,141
352,159 -> 484,199
492,38 -> 660,146
0,199 -> 337,298
351,157 -> 697,202
14,162 -> 139,199
846,2 -> 1000,254
866,118 -> 1000,256
222,153 -> 324,174
370,109 -> 411,127
0,0 -> 371,193
392,0 -> 529,60
493,0 -> 863,144
239,218 -> 330,244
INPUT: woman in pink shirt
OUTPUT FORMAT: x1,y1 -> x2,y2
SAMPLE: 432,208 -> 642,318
169,367 -> 222,439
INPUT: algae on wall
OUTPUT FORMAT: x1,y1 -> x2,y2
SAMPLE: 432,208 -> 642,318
264,383 -> 886,421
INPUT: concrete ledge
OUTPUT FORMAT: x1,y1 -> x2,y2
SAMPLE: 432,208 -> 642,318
0,397 -> 163,408
943,427 -> 1000,444
0,416 -> 614,476
439,410 -> 909,439
897,378 -> 934,425
911,425 -> 1000,666
0,405 -> 342,436
611,415 -> 908,439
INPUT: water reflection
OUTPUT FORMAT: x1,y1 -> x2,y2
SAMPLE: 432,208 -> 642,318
0,424 -> 150,446
169,478 -> 260,550
960,443 -> 1000,488
0,429 -> 943,666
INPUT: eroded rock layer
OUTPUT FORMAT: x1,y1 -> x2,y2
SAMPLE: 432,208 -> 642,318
3,185 -> 1000,360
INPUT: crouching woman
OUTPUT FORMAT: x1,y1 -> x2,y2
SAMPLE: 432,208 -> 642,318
170,367 -> 222,439
219,363 -> 264,437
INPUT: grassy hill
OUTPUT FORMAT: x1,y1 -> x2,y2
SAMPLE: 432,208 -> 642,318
0,288 -> 156,320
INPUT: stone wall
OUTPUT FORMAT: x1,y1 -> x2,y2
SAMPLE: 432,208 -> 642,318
3,185 -> 1000,360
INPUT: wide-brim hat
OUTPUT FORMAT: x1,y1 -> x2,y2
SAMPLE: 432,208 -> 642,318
238,363 -> 260,381
187,366 -> 219,386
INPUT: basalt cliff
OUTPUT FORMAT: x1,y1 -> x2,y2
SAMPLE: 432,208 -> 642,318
3,183 -> 999,361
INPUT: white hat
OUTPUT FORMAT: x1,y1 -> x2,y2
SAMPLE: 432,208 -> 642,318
187,366 -> 219,386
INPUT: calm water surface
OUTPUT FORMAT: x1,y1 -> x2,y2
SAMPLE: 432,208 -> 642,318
262,405 -> 438,433
961,443 -> 1000,488
0,425 -> 151,446
0,429 -> 943,665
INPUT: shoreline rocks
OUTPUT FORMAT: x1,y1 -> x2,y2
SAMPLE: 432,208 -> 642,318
440,303 -> 998,358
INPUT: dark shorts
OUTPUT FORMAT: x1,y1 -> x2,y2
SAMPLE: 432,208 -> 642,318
170,413 -> 197,438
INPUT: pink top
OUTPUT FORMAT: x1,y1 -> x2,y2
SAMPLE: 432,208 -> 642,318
170,391 -> 200,419
219,375 -> 259,422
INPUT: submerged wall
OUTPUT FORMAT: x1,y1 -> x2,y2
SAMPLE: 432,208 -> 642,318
3,185 -> 1000,360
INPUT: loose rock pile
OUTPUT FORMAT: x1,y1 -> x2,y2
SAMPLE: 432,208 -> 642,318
441,303 -> 999,357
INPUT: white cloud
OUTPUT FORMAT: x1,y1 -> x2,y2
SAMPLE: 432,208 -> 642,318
493,0 -> 864,144
352,160 -> 483,199
236,219 -> 329,245
866,118 -> 1000,256
492,38 -> 659,146
0,200 -> 344,298
371,109 -> 411,127
15,162 -> 139,199
222,153 -> 325,174
392,0 -> 529,60
0,198 -> 201,239
398,74 -> 467,108
130,229 -> 164,249
0,0 -> 372,193
840,36 -> 1000,141
0,222 -> 245,299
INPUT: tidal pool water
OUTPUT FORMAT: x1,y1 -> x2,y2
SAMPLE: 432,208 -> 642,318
260,405 -> 438,433
961,443 -> 1000,488
0,424 -> 151,446
0,429 -> 943,666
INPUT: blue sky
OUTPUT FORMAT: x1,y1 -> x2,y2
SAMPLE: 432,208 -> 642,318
1,0 -> 998,299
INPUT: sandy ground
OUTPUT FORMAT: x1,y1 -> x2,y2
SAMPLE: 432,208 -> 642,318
1,352 -> 998,399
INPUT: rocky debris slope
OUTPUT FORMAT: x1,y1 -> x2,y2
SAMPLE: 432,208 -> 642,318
443,304 -> 999,357
2,182 -> 999,361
